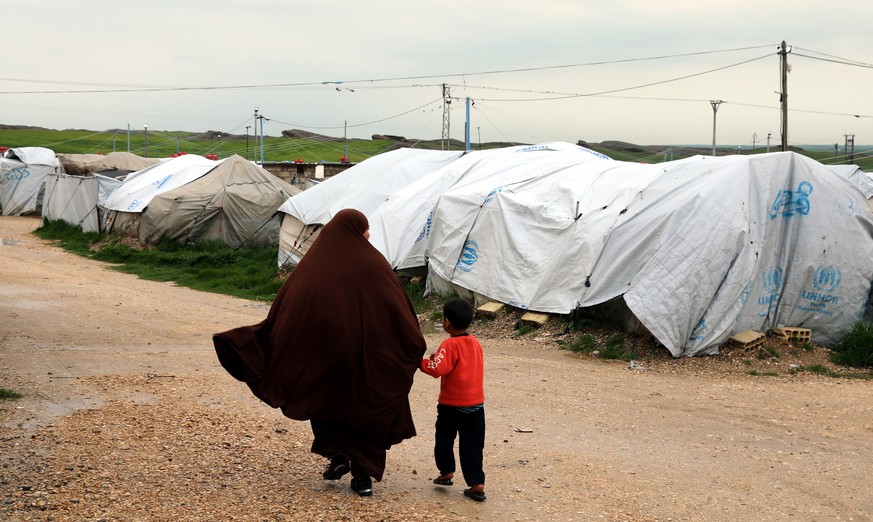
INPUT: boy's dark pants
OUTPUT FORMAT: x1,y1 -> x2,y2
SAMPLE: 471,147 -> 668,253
434,404 -> 486,486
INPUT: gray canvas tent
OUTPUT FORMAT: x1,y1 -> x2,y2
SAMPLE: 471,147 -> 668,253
107,154 -> 299,247
58,152 -> 160,177
0,147 -> 59,215
41,173 -> 122,233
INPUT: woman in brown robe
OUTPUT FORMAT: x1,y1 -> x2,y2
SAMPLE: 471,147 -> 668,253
213,208 -> 426,496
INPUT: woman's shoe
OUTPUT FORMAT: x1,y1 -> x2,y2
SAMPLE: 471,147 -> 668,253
350,476 -> 373,497
322,457 -> 350,480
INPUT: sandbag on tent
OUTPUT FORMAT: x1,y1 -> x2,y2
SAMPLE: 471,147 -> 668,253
425,152 -> 873,356
367,142 -> 612,270
277,148 -> 465,266
0,147 -> 59,216
138,154 -> 299,247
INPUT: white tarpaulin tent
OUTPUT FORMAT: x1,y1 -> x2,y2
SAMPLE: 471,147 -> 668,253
104,153 -> 219,213
424,151 -> 873,356
107,154 -> 299,247
277,148 -> 465,266
0,147 -> 59,216
367,142 -> 613,270
41,173 -> 122,233
829,164 -> 873,211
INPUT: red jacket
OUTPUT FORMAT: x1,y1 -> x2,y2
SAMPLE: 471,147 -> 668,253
420,333 -> 484,407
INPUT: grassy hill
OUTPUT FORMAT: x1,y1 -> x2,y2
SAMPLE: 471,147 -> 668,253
1,125 -> 870,169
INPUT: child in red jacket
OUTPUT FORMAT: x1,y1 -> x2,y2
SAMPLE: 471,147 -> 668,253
420,298 -> 486,502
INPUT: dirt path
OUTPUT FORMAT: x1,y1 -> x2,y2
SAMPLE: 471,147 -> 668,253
1,215 -> 871,521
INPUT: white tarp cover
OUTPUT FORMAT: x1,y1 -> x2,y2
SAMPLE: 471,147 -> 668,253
829,165 -> 873,213
42,174 -> 100,232
368,142 -> 613,270
424,152 -> 873,356
135,154 -> 299,247
277,148 -> 465,266
104,154 -> 218,212
0,147 -> 59,216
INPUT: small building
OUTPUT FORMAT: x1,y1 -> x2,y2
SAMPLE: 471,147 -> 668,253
259,161 -> 355,190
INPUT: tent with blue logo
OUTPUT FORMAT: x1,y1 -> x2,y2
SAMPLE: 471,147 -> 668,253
105,154 -> 298,247
277,147 -> 466,266
0,147 -> 60,216
276,142 -> 611,268
424,151 -> 873,356
366,142 -> 612,270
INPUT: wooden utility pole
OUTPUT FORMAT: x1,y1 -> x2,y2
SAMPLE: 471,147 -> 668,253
779,41 -> 790,151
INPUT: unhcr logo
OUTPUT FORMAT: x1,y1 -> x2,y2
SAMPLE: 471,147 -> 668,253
5,167 -> 30,181
153,175 -> 173,189
769,181 -> 812,220
415,211 -> 434,243
484,186 -> 505,204
812,266 -> 841,292
456,240 -> 480,273
761,267 -> 784,294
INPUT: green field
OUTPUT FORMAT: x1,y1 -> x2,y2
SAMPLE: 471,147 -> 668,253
0,126 -> 870,169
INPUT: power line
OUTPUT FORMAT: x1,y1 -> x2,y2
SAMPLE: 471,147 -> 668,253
0,45 -> 776,95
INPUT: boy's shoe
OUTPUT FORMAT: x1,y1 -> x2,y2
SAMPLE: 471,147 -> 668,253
322,457 -> 351,480
433,475 -> 454,486
463,487 -> 486,502
350,476 -> 373,497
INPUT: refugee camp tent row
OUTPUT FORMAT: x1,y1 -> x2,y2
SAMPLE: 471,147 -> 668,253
0,147 -> 60,216
277,145 -> 873,357
277,147 -> 466,266
424,152 -> 873,356
105,154 -> 299,248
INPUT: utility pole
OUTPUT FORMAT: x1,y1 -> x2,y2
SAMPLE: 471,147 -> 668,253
844,134 -> 855,164
779,41 -> 790,151
767,132 -> 771,153
245,126 -> 250,160
465,98 -> 471,152
254,107 -> 259,163
710,100 -> 722,156
441,84 -> 451,151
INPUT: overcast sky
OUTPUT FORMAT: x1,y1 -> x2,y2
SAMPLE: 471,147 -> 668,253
4,0 -> 872,149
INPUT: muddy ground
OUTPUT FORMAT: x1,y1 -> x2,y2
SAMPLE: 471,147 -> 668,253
1,215 -> 871,521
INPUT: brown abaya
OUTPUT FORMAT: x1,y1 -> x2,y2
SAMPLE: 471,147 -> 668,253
213,209 -> 426,481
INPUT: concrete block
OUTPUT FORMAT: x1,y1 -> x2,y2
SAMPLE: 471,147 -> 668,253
476,301 -> 505,318
773,327 -> 812,342
730,329 -> 765,350
520,311 -> 550,328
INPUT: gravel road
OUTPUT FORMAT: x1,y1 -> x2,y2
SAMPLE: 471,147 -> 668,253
1,215 -> 871,521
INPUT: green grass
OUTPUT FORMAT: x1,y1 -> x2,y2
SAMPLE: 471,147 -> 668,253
35,220 -> 284,302
598,333 -> 638,361
746,370 -> 779,377
4,127 -> 871,169
757,345 -> 780,359
831,321 -> 873,369
0,388 -> 23,399
568,334 -> 597,353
